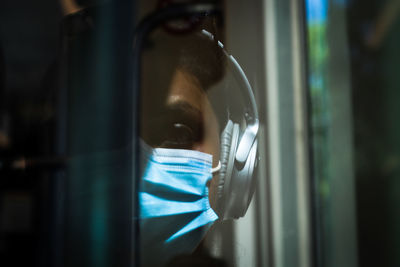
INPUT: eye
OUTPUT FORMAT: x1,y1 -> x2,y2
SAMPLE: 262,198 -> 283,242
160,122 -> 197,149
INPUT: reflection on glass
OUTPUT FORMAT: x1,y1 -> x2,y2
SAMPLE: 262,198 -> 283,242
137,6 -> 259,264
306,0 -> 332,263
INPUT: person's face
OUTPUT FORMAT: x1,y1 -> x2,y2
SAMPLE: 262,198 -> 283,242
140,33 -> 221,209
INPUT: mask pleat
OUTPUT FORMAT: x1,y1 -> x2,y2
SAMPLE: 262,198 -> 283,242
139,141 -> 218,266
140,192 -> 210,218
166,204 -> 218,242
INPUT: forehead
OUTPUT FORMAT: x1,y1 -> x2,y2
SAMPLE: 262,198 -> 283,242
140,31 -> 206,111
166,69 -> 204,110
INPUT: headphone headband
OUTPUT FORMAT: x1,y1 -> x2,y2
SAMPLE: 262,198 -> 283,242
201,30 -> 259,164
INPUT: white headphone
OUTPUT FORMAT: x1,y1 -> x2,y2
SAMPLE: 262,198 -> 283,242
200,30 -> 259,220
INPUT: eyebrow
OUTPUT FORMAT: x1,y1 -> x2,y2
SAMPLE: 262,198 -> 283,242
166,101 -> 202,119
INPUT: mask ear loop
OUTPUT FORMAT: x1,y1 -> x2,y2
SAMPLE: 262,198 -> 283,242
211,160 -> 221,174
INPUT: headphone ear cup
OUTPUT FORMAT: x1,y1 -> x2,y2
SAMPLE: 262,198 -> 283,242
216,120 -> 258,220
216,120 -> 239,218
229,139 -> 258,218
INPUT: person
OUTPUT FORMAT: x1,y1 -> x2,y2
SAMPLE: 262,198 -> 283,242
139,25 -> 227,266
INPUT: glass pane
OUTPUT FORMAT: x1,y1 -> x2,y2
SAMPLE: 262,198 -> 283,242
1,1 -> 265,266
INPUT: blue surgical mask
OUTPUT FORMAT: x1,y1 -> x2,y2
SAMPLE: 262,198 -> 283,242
139,141 -> 220,266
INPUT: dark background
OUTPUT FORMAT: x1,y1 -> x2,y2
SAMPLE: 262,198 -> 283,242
348,0 -> 400,266
0,1 -> 135,266
0,1 -> 62,266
